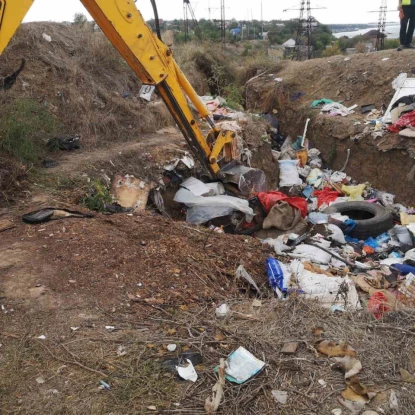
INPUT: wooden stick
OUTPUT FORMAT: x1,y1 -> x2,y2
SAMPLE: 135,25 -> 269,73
37,340 -> 108,378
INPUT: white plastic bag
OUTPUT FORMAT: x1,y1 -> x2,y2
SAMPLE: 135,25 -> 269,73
263,237 -> 291,256
328,224 -> 347,245
288,244 -> 332,264
278,159 -> 302,187
180,177 -> 211,196
289,260 -> 361,309
174,188 -> 253,225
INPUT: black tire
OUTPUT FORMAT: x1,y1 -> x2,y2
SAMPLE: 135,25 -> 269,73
323,201 -> 393,240
22,208 -> 55,224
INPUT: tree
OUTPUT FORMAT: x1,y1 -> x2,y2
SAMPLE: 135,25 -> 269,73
73,13 -> 87,26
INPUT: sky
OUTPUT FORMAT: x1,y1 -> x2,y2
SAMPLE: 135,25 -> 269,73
23,0 -> 401,25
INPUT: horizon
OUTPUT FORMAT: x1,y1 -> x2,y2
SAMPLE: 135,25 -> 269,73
23,0 -> 400,26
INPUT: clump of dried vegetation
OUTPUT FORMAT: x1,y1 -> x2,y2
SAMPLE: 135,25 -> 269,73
0,22 -> 173,153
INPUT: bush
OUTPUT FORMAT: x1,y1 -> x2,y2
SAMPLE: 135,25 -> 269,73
0,98 -> 58,164
223,84 -> 243,109
384,39 -> 400,50
355,42 -> 367,53
322,44 -> 342,57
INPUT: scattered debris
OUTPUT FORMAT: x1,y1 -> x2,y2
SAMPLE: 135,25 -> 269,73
389,390 -> 399,409
223,346 -> 265,384
235,265 -> 261,293
1,58 -> 25,90
22,208 -> 93,224
110,175 -> 153,212
47,136 -> 80,151
215,304 -> 230,318
318,378 -> 327,388
280,342 -> 299,355
99,380 -> 111,390
317,340 -> 357,357
271,390 -> 288,404
42,33 -> 52,42
177,359 -> 198,382
116,345 -> 127,356
332,356 -> 363,379
205,358 -> 225,414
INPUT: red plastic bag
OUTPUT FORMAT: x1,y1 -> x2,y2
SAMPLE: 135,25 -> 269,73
313,187 -> 341,208
389,110 -> 415,133
368,292 -> 391,320
257,191 -> 308,218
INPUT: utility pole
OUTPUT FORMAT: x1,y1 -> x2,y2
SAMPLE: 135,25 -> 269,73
183,0 -> 189,42
376,0 -> 387,51
261,0 -> 264,38
286,0 -> 326,60
220,0 -> 226,47
183,0 -> 203,42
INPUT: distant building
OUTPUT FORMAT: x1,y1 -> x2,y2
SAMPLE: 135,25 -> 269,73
230,28 -> 241,36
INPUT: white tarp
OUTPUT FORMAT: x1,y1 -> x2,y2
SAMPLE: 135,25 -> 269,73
384,73 -> 415,124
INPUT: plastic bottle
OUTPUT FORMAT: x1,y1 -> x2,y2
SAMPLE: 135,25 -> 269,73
266,258 -> 291,298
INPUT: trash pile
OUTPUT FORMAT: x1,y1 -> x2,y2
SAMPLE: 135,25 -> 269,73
67,88 -> 415,317
384,73 -> 415,137
312,73 -> 415,143
168,111 -> 415,316
199,96 -> 247,121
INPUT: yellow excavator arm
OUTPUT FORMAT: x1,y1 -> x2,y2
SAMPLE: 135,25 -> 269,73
0,0 -> 262,189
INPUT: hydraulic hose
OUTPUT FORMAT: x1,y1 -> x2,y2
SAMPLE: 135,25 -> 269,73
149,0 -> 162,40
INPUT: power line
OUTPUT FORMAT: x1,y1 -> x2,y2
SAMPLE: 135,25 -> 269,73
289,1 -> 326,60
375,0 -> 387,51
183,0 -> 202,42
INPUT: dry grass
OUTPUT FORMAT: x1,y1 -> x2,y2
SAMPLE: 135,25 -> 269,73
2,295 -> 415,414
0,22 -> 173,151
0,152 -> 29,205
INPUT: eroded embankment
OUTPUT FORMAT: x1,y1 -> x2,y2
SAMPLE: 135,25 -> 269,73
246,51 -> 415,204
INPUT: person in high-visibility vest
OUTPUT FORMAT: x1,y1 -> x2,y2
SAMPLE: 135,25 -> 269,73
398,0 -> 415,50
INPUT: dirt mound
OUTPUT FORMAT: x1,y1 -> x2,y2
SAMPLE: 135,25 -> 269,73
1,211 -> 269,315
0,22 -> 173,151
247,50 -> 415,204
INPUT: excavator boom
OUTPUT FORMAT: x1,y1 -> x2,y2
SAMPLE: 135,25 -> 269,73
0,0 -> 265,191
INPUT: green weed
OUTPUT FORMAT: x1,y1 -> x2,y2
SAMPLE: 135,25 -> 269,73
82,180 -> 112,212
0,98 -> 58,164
223,84 -> 244,110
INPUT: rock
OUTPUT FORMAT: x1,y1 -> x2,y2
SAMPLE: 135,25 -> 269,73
281,342 -> 299,355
